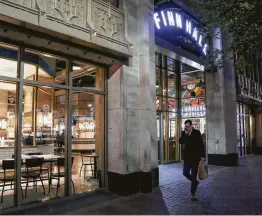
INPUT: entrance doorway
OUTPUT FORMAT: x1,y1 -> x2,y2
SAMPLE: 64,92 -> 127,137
237,103 -> 254,156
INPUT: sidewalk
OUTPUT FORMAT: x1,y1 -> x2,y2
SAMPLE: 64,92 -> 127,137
9,155 -> 262,215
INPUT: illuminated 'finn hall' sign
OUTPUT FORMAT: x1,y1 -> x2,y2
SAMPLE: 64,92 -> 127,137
154,10 -> 208,55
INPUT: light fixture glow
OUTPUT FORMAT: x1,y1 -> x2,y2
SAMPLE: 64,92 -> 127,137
73,66 -> 81,71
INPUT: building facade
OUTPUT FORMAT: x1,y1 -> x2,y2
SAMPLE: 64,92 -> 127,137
0,0 -> 260,212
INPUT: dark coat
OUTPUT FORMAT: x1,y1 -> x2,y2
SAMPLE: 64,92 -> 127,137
179,128 -> 205,163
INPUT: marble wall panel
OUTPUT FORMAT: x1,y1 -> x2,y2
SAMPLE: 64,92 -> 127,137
108,108 -> 125,174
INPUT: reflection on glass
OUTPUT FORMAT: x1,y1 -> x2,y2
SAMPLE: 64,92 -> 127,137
181,71 -> 205,98
155,53 -> 160,67
72,62 -> 104,91
167,58 -> 175,71
168,114 -> 176,161
0,81 -> 16,209
162,70 -> 167,96
24,50 -> 67,85
162,56 -> 166,69
162,97 -> 167,111
180,67 -> 206,159
71,92 -> 104,194
163,112 -> 168,162
167,98 -> 176,111
181,71 -> 206,119
167,71 -> 176,98
0,45 -> 106,206
0,44 -> 18,78
156,96 -> 161,111
155,67 -> 161,95
21,86 -> 67,201
157,112 -> 161,162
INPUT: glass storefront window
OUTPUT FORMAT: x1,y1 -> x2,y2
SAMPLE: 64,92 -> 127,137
162,56 -> 166,69
167,98 -> 176,112
72,62 -> 104,91
168,113 -> 176,161
181,72 -> 205,99
0,81 -> 16,208
156,67 -> 161,95
0,44 -> 18,78
21,85 -> 68,201
162,69 -> 167,96
156,96 -> 161,111
237,103 -> 253,156
71,92 -> 104,194
180,69 -> 206,160
167,58 -> 175,71
162,97 -> 168,111
155,52 -> 206,163
155,53 -> 160,67
24,50 -> 68,85
0,43 -> 106,209
167,71 -> 176,98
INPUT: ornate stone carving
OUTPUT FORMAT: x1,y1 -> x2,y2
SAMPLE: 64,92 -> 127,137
8,0 -> 33,8
45,0 -> 85,27
6,0 -> 126,43
93,4 -> 124,41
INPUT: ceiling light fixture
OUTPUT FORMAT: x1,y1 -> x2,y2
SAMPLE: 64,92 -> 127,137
73,66 -> 81,70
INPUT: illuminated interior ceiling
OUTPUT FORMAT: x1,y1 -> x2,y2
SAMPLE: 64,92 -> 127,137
167,71 -> 175,90
181,63 -> 202,74
0,82 -> 16,91
181,63 -> 204,85
0,57 -> 98,89
55,61 -> 97,85
0,58 -> 53,92
0,58 -> 52,78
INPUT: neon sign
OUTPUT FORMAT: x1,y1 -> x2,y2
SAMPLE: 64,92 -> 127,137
154,10 -> 208,55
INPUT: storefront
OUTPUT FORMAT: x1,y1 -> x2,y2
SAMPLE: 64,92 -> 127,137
236,103 -> 256,156
0,0 -> 142,209
154,1 -> 207,164
155,51 -> 206,163
0,40 -> 108,208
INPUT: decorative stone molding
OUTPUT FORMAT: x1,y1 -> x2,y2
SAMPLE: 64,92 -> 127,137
92,0 -> 124,41
1,0 -> 129,55
44,0 -> 85,27
9,0 -> 34,8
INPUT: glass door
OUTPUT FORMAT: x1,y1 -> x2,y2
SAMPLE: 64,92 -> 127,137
245,115 -> 250,154
157,112 -> 164,164
168,114 -> 176,161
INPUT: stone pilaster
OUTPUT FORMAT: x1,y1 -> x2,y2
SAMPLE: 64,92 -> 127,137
107,0 -> 157,196
206,29 -> 238,166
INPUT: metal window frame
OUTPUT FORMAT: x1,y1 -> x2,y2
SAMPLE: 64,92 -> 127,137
65,60 -> 72,196
104,67 -> 109,190
1,41 -> 107,207
14,46 -> 24,207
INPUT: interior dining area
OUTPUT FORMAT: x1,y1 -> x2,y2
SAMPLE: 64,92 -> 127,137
0,43 -> 105,209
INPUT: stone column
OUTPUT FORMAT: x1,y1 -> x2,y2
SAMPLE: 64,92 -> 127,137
205,29 -> 238,166
107,0 -> 158,196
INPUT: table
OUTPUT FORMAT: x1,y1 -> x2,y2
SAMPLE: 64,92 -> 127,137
0,154 -> 63,197
0,154 -> 62,167
81,154 -> 99,180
